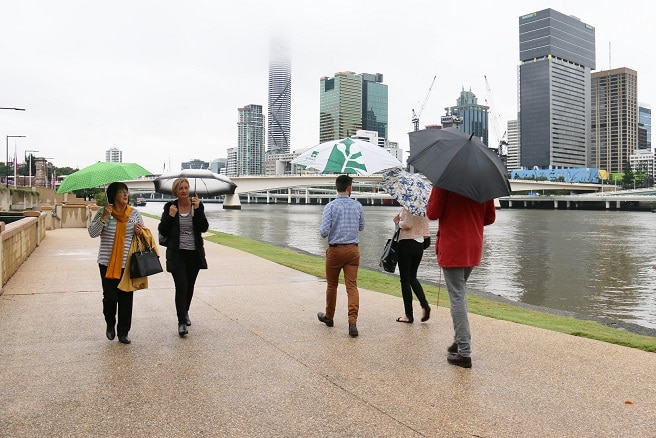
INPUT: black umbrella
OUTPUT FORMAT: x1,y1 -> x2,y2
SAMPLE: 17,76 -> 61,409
407,127 -> 511,203
154,169 -> 237,197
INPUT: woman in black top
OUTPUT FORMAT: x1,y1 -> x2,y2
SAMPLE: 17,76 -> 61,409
158,177 -> 209,337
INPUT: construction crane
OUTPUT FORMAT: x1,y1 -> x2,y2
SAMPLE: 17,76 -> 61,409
412,75 -> 436,131
484,75 -> 508,156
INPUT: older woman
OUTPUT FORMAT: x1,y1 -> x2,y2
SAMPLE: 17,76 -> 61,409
89,181 -> 145,344
158,178 -> 209,337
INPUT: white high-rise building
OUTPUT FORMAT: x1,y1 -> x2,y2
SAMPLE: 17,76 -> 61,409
105,147 -> 122,163
268,38 -> 291,155
237,104 -> 265,176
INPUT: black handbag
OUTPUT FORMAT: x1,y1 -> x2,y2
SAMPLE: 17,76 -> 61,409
158,232 -> 169,247
130,235 -> 163,277
380,227 -> 400,273
423,236 -> 431,250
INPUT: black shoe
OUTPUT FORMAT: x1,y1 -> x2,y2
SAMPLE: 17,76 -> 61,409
447,353 -> 472,368
106,325 -> 116,341
178,323 -> 188,337
118,335 -> 131,344
185,313 -> 192,326
396,317 -> 413,323
447,342 -> 458,353
317,312 -> 334,327
348,323 -> 359,337
421,305 -> 431,322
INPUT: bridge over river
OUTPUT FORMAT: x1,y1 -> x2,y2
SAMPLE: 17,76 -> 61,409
119,175 -> 645,210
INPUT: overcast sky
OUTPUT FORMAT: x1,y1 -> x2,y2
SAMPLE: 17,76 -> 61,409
1,0 -> 653,174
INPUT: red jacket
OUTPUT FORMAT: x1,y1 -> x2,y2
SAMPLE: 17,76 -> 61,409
426,187 -> 496,268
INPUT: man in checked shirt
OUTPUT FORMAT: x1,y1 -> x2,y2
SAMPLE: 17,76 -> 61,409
317,174 -> 365,337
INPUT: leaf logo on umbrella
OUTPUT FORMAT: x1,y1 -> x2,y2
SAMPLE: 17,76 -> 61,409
324,138 -> 368,175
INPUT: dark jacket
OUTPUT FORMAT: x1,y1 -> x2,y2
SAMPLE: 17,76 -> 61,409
158,199 -> 209,271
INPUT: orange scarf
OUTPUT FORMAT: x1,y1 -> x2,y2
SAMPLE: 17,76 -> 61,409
106,205 -> 134,279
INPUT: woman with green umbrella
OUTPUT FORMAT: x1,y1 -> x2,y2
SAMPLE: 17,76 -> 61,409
88,182 -> 145,345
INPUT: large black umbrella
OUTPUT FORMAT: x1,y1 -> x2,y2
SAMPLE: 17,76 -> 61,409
407,128 -> 511,203
154,169 -> 237,197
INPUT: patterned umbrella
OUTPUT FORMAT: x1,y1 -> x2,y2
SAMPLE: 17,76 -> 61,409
56,162 -> 152,194
291,138 -> 402,175
380,168 -> 432,216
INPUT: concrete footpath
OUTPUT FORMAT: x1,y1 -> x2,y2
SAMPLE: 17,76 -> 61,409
1,217 -> 655,437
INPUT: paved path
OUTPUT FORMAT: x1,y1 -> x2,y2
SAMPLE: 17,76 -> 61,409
1,217 -> 655,437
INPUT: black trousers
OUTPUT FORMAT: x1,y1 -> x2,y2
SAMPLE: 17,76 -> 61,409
170,249 -> 202,324
397,239 -> 429,319
99,264 -> 134,337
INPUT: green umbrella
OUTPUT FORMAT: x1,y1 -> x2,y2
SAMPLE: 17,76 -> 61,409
56,162 -> 152,194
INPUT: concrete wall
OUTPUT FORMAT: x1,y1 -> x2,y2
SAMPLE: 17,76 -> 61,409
0,211 -> 47,291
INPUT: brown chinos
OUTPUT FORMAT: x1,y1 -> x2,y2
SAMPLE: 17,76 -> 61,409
324,245 -> 360,324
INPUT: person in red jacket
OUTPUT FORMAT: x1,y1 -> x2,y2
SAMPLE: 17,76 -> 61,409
426,187 -> 496,368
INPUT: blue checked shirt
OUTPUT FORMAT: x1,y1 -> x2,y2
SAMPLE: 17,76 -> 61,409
320,194 -> 365,245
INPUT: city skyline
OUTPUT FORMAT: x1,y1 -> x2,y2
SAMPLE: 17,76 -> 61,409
1,1 -> 654,174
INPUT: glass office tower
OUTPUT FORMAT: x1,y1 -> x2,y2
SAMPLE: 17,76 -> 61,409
267,39 -> 291,155
518,8 -> 595,169
319,72 -> 388,146
445,88 -> 489,146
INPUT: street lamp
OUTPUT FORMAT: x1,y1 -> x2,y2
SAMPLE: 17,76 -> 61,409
6,135 -> 26,188
25,149 -> 39,187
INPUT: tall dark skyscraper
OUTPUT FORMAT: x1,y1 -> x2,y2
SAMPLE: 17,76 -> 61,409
518,9 -> 595,169
267,39 -> 291,155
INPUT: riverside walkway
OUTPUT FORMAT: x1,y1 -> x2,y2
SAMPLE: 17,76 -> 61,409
1,217 -> 654,437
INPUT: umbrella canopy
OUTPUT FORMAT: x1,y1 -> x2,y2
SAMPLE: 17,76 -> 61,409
56,162 -> 152,194
380,168 -> 432,216
291,138 -> 402,175
154,169 -> 237,197
407,128 -> 511,203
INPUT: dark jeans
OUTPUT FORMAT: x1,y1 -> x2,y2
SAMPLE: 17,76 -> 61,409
170,249 -> 202,324
397,239 -> 429,320
99,264 -> 134,337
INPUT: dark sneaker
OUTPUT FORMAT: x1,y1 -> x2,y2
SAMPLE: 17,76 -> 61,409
348,323 -> 359,337
447,342 -> 458,353
447,353 -> 472,368
317,312 -> 334,327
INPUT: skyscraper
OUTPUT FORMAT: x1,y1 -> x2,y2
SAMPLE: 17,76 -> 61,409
267,39 -> 291,155
105,147 -> 122,163
444,87 -> 489,146
638,104 -> 652,150
237,104 -> 265,176
518,9 -> 595,169
319,72 -> 388,146
591,68 -> 638,174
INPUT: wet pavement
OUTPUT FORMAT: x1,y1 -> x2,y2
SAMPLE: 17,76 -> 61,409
1,217 -> 655,437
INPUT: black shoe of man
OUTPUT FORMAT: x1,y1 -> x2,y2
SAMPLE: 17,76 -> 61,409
317,312 -> 334,327
447,353 -> 472,368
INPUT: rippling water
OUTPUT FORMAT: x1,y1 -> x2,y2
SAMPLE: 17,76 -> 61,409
141,202 -> 656,329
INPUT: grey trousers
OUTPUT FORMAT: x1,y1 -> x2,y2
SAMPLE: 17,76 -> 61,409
442,267 -> 474,357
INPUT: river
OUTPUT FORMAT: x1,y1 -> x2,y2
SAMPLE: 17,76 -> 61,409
139,202 -> 656,330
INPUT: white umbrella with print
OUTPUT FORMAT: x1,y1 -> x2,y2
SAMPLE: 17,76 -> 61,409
291,138 -> 402,175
